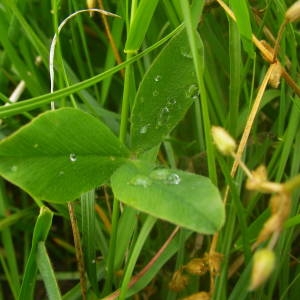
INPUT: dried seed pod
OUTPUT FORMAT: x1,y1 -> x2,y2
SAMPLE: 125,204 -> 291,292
249,248 -> 276,291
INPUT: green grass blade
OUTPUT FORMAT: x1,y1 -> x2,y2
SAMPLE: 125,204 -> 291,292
0,24 -> 183,119
180,0 -> 217,184
119,215 -> 157,299
36,241 -> 62,300
125,0 -> 160,53
229,0 -> 255,57
81,190 -> 99,295
18,206 -> 53,300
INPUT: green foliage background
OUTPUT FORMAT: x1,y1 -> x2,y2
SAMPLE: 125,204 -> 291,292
0,0 -> 300,299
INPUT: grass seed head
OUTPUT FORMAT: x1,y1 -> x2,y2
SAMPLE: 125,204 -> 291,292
211,126 -> 236,155
249,248 -> 276,291
269,61 -> 282,88
285,1 -> 300,23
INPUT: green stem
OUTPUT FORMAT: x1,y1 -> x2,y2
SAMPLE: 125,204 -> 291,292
103,15 -> 134,293
119,54 -> 133,144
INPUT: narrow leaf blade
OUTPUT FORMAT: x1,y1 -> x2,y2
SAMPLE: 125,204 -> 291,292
124,0 -> 160,53
230,0 -> 255,58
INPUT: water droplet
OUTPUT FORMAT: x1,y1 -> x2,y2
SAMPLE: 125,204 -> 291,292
185,84 -> 199,99
110,156 -> 116,161
154,75 -> 162,82
152,89 -> 159,97
33,144 -> 39,148
167,97 -> 177,106
166,173 -> 181,185
180,46 -> 193,58
11,165 -> 18,172
129,175 -> 152,188
156,107 -> 169,128
140,123 -> 150,134
149,169 -> 169,181
91,259 -> 96,264
69,153 -> 77,162
59,171 -> 65,176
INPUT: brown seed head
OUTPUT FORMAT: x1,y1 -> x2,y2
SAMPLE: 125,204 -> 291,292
169,269 -> 189,292
184,258 -> 209,276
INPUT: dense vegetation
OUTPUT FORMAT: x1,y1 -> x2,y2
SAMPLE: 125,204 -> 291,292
0,1 -> 299,299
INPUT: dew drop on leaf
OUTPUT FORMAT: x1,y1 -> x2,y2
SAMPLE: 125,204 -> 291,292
167,97 -> 177,106
140,123 -> 150,134
154,75 -> 162,82
129,175 -> 152,188
156,107 -> 170,128
152,89 -> 159,97
180,46 -> 193,58
11,165 -> 18,172
59,171 -> 65,176
69,153 -> 77,162
166,173 -> 181,185
33,143 -> 39,148
185,84 -> 199,99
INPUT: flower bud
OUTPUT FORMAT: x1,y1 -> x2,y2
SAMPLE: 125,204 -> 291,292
249,248 -> 276,291
211,126 -> 236,155
285,0 -> 300,23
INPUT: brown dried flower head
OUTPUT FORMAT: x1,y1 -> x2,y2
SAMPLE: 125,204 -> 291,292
169,269 -> 189,292
184,258 -> 209,276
